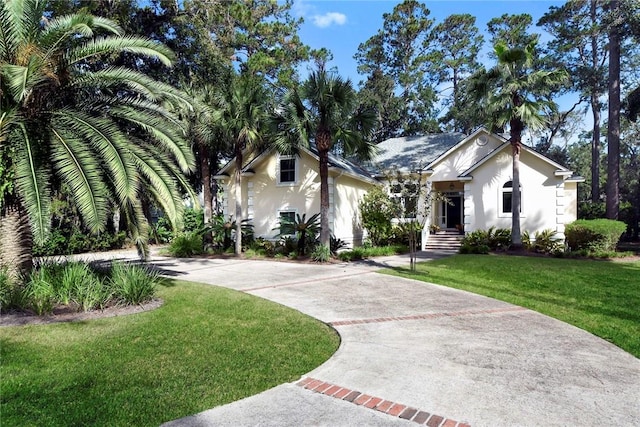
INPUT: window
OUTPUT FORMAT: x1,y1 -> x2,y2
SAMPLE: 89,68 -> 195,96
279,211 -> 295,224
501,181 -> 522,214
278,156 -> 296,184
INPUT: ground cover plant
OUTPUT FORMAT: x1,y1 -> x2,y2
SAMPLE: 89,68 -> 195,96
0,280 -> 339,426
0,262 -> 159,315
384,255 -> 640,357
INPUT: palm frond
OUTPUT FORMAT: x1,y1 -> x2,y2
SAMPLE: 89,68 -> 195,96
71,67 -> 193,109
127,143 -> 184,230
121,199 -> 149,260
13,122 -> 50,245
50,126 -> 108,234
109,105 -> 194,173
1,57 -> 47,103
52,110 -> 137,202
0,0 -> 19,59
64,36 -> 175,68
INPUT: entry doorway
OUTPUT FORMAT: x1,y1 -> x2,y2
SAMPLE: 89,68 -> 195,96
439,192 -> 463,229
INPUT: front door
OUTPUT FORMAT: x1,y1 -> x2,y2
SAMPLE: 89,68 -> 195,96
446,195 -> 462,228
439,193 -> 463,229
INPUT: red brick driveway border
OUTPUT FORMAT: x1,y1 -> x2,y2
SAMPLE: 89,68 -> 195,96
296,377 -> 471,427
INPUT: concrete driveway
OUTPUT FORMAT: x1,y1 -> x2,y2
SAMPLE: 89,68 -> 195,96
90,249 -> 640,426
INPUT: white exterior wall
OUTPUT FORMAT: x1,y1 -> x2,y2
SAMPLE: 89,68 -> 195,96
220,150 -> 374,244
334,175 -> 376,246
429,132 -> 503,182
464,148 -> 567,236
564,181 -> 579,223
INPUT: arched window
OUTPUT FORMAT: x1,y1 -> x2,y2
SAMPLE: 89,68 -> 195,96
501,181 -> 522,214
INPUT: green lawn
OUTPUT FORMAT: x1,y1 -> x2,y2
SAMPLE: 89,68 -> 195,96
1,280 -> 339,426
384,255 -> 640,358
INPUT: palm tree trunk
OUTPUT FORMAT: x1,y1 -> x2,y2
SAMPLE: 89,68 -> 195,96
200,142 -> 213,244
0,202 -> 33,281
318,147 -> 330,246
234,152 -> 243,256
606,0 -> 621,219
510,116 -> 523,249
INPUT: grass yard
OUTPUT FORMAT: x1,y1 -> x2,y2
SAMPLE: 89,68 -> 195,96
384,255 -> 640,358
0,280 -> 339,426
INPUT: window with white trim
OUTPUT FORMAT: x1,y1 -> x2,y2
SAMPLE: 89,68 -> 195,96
501,181 -> 522,214
277,155 -> 297,185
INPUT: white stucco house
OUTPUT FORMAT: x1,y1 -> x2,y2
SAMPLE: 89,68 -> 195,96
372,127 -> 584,248
214,145 -> 378,246
214,127 -> 583,249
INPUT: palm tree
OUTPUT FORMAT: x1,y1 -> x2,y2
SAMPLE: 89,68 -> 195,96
273,68 -> 376,246
216,73 -> 270,255
0,0 -> 195,277
470,41 -> 568,249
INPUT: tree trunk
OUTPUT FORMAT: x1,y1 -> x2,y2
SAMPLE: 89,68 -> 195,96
0,203 -> 33,281
591,95 -> 601,203
590,0 -> 602,203
606,1 -> 621,219
200,142 -> 213,244
234,151 -> 243,256
318,148 -> 330,246
510,116 -> 523,249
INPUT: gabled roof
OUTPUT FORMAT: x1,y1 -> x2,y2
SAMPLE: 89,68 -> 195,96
214,145 -> 377,184
425,127 -> 506,170
458,141 -> 573,179
369,132 -> 466,174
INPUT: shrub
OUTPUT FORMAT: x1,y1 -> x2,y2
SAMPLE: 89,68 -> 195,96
110,263 -> 158,305
73,274 -> 110,312
24,269 -> 56,315
58,262 -> 95,305
488,228 -> 511,250
565,219 -> 627,253
461,229 -> 490,249
169,232 -> 203,257
459,243 -> 490,254
337,245 -> 407,261
359,186 -> 399,246
531,229 -> 564,254
0,268 -> 14,312
330,235 -> 349,255
311,245 -> 331,263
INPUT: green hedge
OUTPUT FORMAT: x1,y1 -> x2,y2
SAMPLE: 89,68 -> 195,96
565,219 -> 627,253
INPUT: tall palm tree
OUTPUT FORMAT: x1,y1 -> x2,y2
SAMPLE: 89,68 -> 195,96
470,41 -> 568,248
216,73 -> 270,255
0,0 -> 195,277
273,68 -> 376,246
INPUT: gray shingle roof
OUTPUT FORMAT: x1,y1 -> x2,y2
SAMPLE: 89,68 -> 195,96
368,133 -> 466,174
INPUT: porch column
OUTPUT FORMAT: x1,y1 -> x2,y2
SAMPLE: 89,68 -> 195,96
555,181 -> 566,239
247,180 -> 254,220
328,176 -> 335,234
463,182 -> 472,233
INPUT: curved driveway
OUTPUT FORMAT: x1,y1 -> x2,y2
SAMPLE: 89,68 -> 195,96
132,252 -> 640,427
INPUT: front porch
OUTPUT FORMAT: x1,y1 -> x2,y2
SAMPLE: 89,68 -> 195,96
430,181 -> 465,233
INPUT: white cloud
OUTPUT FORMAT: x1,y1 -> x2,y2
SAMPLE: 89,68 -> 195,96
312,12 -> 347,28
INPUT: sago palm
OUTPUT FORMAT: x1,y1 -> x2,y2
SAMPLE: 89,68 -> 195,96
0,0 -> 195,277
273,68 -> 376,246
470,41 -> 567,248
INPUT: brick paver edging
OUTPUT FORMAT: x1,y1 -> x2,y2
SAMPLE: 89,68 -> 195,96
296,377 -> 470,427
329,306 -> 527,327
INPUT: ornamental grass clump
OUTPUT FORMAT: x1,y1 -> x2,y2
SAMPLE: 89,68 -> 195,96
109,263 -> 158,305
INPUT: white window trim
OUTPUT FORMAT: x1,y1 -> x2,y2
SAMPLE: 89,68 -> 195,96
277,208 -> 298,237
498,181 -> 525,218
276,155 -> 298,186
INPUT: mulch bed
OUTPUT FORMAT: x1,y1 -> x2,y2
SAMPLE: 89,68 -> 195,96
0,299 -> 163,327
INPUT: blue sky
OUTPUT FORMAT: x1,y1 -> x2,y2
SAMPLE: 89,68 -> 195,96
291,0 -> 582,142
293,0 -> 565,84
